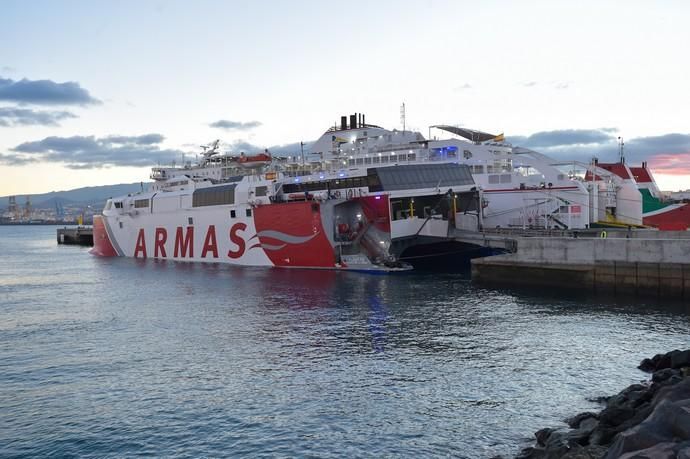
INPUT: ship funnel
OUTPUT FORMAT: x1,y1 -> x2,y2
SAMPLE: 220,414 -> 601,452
340,116 -> 347,131
350,114 -> 357,130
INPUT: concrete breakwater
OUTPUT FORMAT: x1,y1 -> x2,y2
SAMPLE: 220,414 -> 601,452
471,231 -> 690,299
56,226 -> 93,246
517,349 -> 690,458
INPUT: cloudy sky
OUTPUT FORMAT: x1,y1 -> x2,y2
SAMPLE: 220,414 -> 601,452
2,0 -> 690,195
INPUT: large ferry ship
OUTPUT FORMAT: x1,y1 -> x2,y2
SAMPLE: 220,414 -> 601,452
92,113 -> 648,270
92,155 -> 485,271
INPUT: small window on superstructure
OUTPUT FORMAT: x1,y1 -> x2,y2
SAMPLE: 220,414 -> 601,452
188,217 -> 193,225
134,199 -> 149,209
230,210 -> 236,218
246,208 -> 252,217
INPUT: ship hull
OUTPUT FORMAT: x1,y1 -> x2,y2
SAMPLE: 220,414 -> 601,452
92,198 -> 411,272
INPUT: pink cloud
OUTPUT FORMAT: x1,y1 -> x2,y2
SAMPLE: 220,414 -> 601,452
648,152 -> 690,175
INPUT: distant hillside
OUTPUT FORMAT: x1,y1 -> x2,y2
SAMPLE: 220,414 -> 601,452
1,182 -> 149,210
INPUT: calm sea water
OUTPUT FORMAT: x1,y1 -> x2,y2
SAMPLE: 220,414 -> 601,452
1,225 -> 689,458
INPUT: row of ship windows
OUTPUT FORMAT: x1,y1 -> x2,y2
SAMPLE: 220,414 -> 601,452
346,153 -> 417,165
470,165 -> 513,174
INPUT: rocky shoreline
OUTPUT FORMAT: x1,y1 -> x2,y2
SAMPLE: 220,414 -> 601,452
516,349 -> 690,458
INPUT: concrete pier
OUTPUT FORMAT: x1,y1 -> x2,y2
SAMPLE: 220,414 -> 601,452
57,226 -> 93,246
471,231 -> 690,299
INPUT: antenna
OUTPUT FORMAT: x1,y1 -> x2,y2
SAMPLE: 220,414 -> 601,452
618,136 -> 625,164
400,102 -> 406,132
300,141 -> 305,167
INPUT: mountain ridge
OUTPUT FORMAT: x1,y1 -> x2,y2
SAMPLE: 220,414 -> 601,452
1,182 -> 149,209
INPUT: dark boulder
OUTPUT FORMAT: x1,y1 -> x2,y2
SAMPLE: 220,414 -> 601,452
671,349 -> 690,369
652,368 -> 680,383
564,412 -> 599,429
638,357 -> 656,372
598,404 -> 635,427
617,441 -> 678,459
560,445 -> 607,459
535,428 -> 557,447
605,396 -> 690,458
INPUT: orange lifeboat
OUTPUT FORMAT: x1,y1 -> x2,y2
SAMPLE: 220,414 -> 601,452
237,151 -> 272,168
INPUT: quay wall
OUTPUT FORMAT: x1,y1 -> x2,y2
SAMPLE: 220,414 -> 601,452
471,237 -> 690,298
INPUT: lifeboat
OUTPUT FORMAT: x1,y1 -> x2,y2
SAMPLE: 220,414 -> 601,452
237,152 -> 272,168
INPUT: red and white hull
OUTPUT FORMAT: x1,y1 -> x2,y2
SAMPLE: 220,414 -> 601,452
92,197 -> 404,271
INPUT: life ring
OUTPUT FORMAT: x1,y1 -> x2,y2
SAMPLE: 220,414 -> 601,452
600,230 -> 607,239
334,190 -> 341,199
347,189 -> 354,199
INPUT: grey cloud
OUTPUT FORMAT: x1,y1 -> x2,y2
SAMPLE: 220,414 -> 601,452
554,82 -> 569,89
522,81 -> 537,87
454,83 -> 472,91
0,76 -> 101,106
209,119 -> 262,130
511,129 -> 616,148
0,107 -> 77,127
104,134 -> 165,145
0,153 -> 38,166
510,129 -> 690,164
1,66 -> 15,73
8,134 -> 186,169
